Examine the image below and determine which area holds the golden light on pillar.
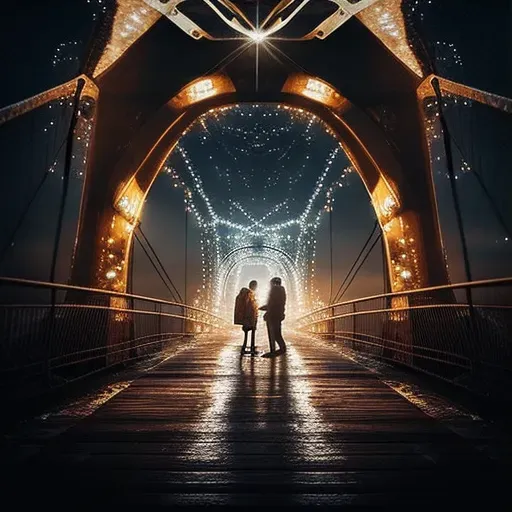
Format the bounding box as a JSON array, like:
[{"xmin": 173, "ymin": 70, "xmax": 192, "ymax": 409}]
[
  {"xmin": 97, "ymin": 213, "xmax": 134, "ymax": 292},
  {"xmin": 303, "ymin": 79, "xmax": 335, "ymax": 102},
  {"xmin": 95, "ymin": 179, "xmax": 144, "ymax": 292},
  {"xmin": 382, "ymin": 214, "xmax": 423, "ymax": 292},
  {"xmin": 390, "ymin": 295, "xmax": 409, "ymax": 322},
  {"xmin": 106, "ymin": 269, "xmax": 117, "ymax": 280},
  {"xmin": 370, "ymin": 178, "xmax": 425, "ymax": 292},
  {"xmin": 371, "ymin": 176, "xmax": 400, "ymax": 222},
  {"xmin": 115, "ymin": 179, "xmax": 144, "ymax": 224},
  {"xmin": 170, "ymin": 75, "xmax": 236, "ymax": 109},
  {"xmin": 187, "ymin": 79, "xmax": 215, "ymax": 102},
  {"xmin": 282, "ymin": 74, "xmax": 346, "ymax": 110},
  {"xmin": 110, "ymin": 296, "xmax": 130, "ymax": 323}
]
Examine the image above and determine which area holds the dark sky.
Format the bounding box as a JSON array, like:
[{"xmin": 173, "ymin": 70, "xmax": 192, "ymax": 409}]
[{"xmin": 0, "ymin": 0, "xmax": 510, "ymax": 306}]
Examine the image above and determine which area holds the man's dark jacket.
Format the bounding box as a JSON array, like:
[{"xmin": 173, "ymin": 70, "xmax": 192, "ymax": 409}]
[{"xmin": 261, "ymin": 285, "xmax": 286, "ymax": 322}]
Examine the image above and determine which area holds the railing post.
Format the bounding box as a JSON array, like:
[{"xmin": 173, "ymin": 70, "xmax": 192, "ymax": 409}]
[
  {"xmin": 128, "ymin": 296, "xmax": 136, "ymax": 359},
  {"xmin": 158, "ymin": 303, "xmax": 162, "ymax": 337},
  {"xmin": 329, "ymin": 306, "xmax": 335, "ymax": 340},
  {"xmin": 45, "ymin": 293, "xmax": 56, "ymax": 385},
  {"xmin": 465, "ymin": 285, "xmax": 481, "ymax": 377},
  {"xmin": 352, "ymin": 302, "xmax": 356, "ymax": 349}
]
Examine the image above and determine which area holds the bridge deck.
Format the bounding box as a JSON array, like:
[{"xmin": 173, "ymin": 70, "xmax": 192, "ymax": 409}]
[{"xmin": 6, "ymin": 334, "xmax": 508, "ymax": 507}]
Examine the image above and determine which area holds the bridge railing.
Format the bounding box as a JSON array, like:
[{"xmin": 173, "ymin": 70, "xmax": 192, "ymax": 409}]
[
  {"xmin": 0, "ymin": 277, "xmax": 227, "ymax": 391},
  {"xmin": 297, "ymin": 277, "xmax": 512, "ymax": 397}
]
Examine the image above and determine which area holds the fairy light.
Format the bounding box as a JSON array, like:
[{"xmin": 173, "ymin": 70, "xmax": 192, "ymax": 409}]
[
  {"xmin": 423, "ymin": 96, "xmax": 474, "ymax": 180},
  {"xmin": 160, "ymin": 104, "xmax": 357, "ymax": 313},
  {"xmin": 93, "ymin": 0, "xmax": 161, "ymax": 77}
]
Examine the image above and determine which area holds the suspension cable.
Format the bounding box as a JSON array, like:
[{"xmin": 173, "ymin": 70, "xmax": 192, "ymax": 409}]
[
  {"xmin": 134, "ymin": 231, "xmax": 179, "ymax": 302},
  {"xmin": 49, "ymin": 80, "xmax": 85, "ymax": 285},
  {"xmin": 335, "ymin": 232, "xmax": 382, "ymax": 303},
  {"xmin": 329, "ymin": 207, "xmax": 333, "ymax": 304},
  {"xmin": 432, "ymin": 78, "xmax": 473, "ymax": 285},
  {"xmin": 0, "ymin": 130, "xmax": 70, "ymax": 263},
  {"xmin": 444, "ymin": 125, "xmax": 512, "ymax": 239},
  {"xmin": 137, "ymin": 225, "xmax": 184, "ymax": 303},
  {"xmin": 331, "ymin": 219, "xmax": 379, "ymax": 304}
]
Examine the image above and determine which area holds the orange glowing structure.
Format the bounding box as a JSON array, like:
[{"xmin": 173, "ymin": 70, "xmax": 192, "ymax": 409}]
[{"xmin": 1, "ymin": 0, "xmax": 509, "ymax": 303}]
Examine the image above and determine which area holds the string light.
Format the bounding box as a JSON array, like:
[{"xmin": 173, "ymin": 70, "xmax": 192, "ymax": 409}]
[{"xmin": 161, "ymin": 104, "xmax": 356, "ymax": 314}]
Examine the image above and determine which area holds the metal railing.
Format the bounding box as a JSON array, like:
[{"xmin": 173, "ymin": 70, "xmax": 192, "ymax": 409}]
[
  {"xmin": 0, "ymin": 277, "xmax": 227, "ymax": 391},
  {"xmin": 297, "ymin": 277, "xmax": 512, "ymax": 397}
]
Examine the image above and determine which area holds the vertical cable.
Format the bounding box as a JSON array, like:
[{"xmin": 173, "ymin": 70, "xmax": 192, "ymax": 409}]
[
  {"xmin": 431, "ymin": 78, "xmax": 478, "ymax": 373},
  {"xmin": 329, "ymin": 206, "xmax": 333, "ymax": 304},
  {"xmin": 128, "ymin": 233, "xmax": 135, "ymax": 350},
  {"xmin": 48, "ymin": 79, "xmax": 85, "ymax": 285},
  {"xmin": 46, "ymin": 78, "xmax": 85, "ymax": 383},
  {"xmin": 128, "ymin": 235, "xmax": 135, "ymax": 295},
  {"xmin": 184, "ymin": 207, "xmax": 189, "ymax": 306},
  {"xmin": 431, "ymin": 78, "xmax": 473, "ymax": 286},
  {"xmin": 381, "ymin": 233, "xmax": 389, "ymax": 294}
]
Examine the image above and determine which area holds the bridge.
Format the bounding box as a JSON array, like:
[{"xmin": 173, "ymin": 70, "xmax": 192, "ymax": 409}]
[{"xmin": 1, "ymin": 0, "xmax": 511, "ymax": 508}]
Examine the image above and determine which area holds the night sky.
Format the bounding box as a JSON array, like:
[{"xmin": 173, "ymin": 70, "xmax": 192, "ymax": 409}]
[{"xmin": 0, "ymin": 0, "xmax": 510, "ymax": 307}]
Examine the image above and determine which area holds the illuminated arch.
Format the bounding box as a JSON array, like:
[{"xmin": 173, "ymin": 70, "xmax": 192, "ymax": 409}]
[
  {"xmin": 2, "ymin": 3, "xmax": 509, "ymax": 308},
  {"xmin": 219, "ymin": 245, "xmax": 298, "ymax": 271},
  {"xmin": 218, "ymin": 253, "xmax": 301, "ymax": 319},
  {"xmin": 71, "ymin": 71, "xmax": 442, "ymax": 299},
  {"xmin": 215, "ymin": 245, "xmax": 302, "ymax": 312}
]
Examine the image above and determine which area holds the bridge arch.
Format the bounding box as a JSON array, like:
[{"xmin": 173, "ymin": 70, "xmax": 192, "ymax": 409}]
[
  {"xmin": 218, "ymin": 253, "xmax": 300, "ymax": 318},
  {"xmin": 215, "ymin": 245, "xmax": 301, "ymax": 314},
  {"xmin": 218, "ymin": 245, "xmax": 298, "ymax": 272},
  {"xmin": 71, "ymin": 71, "xmax": 449, "ymax": 301}
]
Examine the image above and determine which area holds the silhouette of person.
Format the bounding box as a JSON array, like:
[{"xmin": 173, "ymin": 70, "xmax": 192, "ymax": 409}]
[
  {"xmin": 259, "ymin": 277, "xmax": 287, "ymax": 356},
  {"xmin": 234, "ymin": 280, "xmax": 259, "ymax": 355}
]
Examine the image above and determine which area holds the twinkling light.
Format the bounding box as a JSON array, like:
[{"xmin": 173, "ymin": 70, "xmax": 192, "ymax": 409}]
[
  {"xmin": 52, "ymin": 0, "xmax": 109, "ymax": 69},
  {"xmin": 160, "ymin": 104, "xmax": 356, "ymax": 314},
  {"xmin": 93, "ymin": 0, "xmax": 161, "ymax": 77},
  {"xmin": 358, "ymin": 0, "xmax": 465, "ymax": 78},
  {"xmin": 404, "ymin": 0, "xmax": 464, "ymax": 75},
  {"xmin": 357, "ymin": 0, "xmax": 423, "ymax": 77},
  {"xmin": 423, "ymin": 96, "xmax": 475, "ymax": 179}
]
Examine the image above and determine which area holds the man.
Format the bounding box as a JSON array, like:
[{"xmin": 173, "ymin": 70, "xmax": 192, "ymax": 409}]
[
  {"xmin": 259, "ymin": 277, "xmax": 287, "ymax": 356},
  {"xmin": 234, "ymin": 280, "xmax": 259, "ymax": 355}
]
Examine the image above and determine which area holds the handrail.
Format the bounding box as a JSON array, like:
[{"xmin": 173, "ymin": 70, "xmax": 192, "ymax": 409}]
[
  {"xmin": 0, "ymin": 276, "xmax": 226, "ymax": 323},
  {"xmin": 298, "ymin": 276, "xmax": 512, "ymax": 321},
  {"xmin": 302, "ymin": 302, "xmax": 512, "ymax": 327}
]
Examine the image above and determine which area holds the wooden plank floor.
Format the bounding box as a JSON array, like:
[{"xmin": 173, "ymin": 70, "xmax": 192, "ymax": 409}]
[{"xmin": 6, "ymin": 334, "xmax": 508, "ymax": 508}]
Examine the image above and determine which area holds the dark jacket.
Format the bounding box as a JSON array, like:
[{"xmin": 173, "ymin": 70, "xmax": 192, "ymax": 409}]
[
  {"xmin": 234, "ymin": 288, "xmax": 258, "ymax": 328},
  {"xmin": 260, "ymin": 285, "xmax": 286, "ymax": 322}
]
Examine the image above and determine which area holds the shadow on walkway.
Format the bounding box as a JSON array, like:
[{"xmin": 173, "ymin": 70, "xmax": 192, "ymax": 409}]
[{"xmin": 3, "ymin": 335, "xmax": 510, "ymax": 508}]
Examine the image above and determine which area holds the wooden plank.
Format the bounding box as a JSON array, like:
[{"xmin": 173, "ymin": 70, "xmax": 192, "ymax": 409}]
[{"xmin": 4, "ymin": 334, "xmax": 508, "ymax": 507}]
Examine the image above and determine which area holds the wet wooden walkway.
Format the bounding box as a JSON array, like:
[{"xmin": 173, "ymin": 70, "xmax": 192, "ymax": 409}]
[{"xmin": 6, "ymin": 334, "xmax": 509, "ymax": 507}]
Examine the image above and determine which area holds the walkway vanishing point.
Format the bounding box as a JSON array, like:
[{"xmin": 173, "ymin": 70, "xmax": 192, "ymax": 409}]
[{"xmin": 4, "ymin": 333, "xmax": 510, "ymax": 509}]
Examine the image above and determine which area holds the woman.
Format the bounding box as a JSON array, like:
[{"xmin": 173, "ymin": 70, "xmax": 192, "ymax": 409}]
[{"xmin": 234, "ymin": 280, "xmax": 259, "ymax": 355}]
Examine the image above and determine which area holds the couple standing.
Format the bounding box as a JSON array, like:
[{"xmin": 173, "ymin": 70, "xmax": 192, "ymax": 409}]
[{"xmin": 234, "ymin": 277, "xmax": 287, "ymax": 357}]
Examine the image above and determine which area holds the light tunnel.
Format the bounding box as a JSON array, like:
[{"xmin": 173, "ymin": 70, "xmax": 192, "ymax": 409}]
[
  {"xmin": 76, "ymin": 74, "xmax": 448, "ymax": 303},
  {"xmin": 214, "ymin": 245, "xmax": 302, "ymax": 319},
  {"xmin": 3, "ymin": 0, "xmax": 508, "ymax": 314}
]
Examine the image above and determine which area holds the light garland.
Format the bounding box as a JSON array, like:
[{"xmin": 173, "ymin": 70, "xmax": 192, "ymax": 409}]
[{"xmin": 160, "ymin": 104, "xmax": 356, "ymax": 313}]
